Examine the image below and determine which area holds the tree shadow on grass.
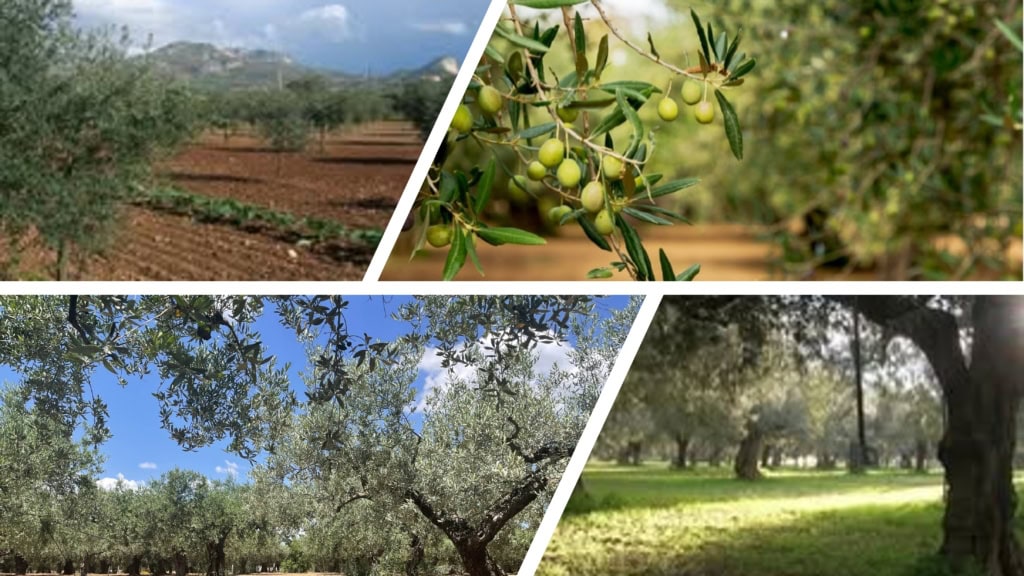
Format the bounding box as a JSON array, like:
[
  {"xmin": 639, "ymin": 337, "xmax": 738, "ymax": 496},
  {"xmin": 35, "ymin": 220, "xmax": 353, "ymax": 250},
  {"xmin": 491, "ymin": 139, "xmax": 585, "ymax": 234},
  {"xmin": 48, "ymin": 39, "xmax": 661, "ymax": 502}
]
[
  {"xmin": 547, "ymin": 499, "xmax": 946, "ymax": 576},
  {"xmin": 563, "ymin": 466, "xmax": 944, "ymax": 515},
  {"xmin": 547, "ymin": 478, "xmax": 1024, "ymax": 576}
]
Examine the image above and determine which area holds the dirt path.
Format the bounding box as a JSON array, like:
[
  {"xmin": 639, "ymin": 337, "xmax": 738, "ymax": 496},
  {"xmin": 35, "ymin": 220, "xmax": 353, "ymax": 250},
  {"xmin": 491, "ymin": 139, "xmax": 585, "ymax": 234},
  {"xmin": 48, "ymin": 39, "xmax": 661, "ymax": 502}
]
[
  {"xmin": 382, "ymin": 223, "xmax": 1022, "ymax": 281},
  {"xmin": 382, "ymin": 224, "xmax": 853, "ymax": 281}
]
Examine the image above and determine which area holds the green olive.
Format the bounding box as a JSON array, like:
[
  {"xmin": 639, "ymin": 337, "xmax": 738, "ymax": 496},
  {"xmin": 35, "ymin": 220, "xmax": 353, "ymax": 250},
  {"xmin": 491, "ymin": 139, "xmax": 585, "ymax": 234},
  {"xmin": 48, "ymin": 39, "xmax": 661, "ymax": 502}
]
[
  {"xmin": 527, "ymin": 161, "xmax": 547, "ymax": 181},
  {"xmin": 594, "ymin": 210, "xmax": 615, "ymax": 235},
  {"xmin": 478, "ymin": 85, "xmax": 503, "ymax": 115},
  {"xmin": 556, "ymin": 106, "xmax": 579, "ymax": 123},
  {"xmin": 451, "ymin": 104, "xmax": 473, "ymax": 133},
  {"xmin": 681, "ymin": 80, "xmax": 702, "ymax": 106},
  {"xmin": 695, "ymin": 101, "xmax": 715, "ymax": 124},
  {"xmin": 556, "ymin": 159, "xmax": 582, "ymax": 189},
  {"xmin": 548, "ymin": 205, "xmax": 573, "ymax": 226},
  {"xmin": 538, "ymin": 138, "xmax": 566, "ymax": 168},
  {"xmin": 602, "ymin": 156, "xmax": 623, "ymax": 181},
  {"xmin": 658, "ymin": 98, "xmax": 679, "ymax": 122},
  {"xmin": 581, "ymin": 181, "xmax": 605, "ymax": 213},
  {"xmin": 507, "ymin": 176, "xmax": 532, "ymax": 205},
  {"xmin": 426, "ymin": 225, "xmax": 452, "ymax": 248}
]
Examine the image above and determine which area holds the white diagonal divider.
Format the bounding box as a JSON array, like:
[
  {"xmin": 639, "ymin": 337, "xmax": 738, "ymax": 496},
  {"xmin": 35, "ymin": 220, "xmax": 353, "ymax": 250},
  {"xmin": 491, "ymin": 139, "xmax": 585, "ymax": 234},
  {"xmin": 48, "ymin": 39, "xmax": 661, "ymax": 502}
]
[
  {"xmin": 363, "ymin": 0, "xmax": 508, "ymax": 281},
  {"xmin": 514, "ymin": 294, "xmax": 664, "ymax": 576}
]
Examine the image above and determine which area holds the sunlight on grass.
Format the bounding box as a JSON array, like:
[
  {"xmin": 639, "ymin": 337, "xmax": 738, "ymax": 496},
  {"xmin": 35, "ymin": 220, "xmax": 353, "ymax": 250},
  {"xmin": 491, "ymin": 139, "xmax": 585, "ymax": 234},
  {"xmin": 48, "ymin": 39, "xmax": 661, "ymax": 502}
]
[{"xmin": 538, "ymin": 465, "xmax": 1021, "ymax": 576}]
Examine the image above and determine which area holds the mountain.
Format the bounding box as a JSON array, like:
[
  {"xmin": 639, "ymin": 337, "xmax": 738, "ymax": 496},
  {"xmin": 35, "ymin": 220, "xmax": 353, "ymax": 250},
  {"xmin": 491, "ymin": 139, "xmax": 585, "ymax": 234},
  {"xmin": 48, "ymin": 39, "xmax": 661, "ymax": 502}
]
[{"xmin": 141, "ymin": 42, "xmax": 457, "ymax": 90}]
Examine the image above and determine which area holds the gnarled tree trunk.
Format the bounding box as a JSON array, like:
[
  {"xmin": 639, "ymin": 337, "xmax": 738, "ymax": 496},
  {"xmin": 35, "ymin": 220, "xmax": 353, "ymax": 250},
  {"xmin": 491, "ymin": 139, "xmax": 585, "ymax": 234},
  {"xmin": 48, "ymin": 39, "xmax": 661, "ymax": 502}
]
[
  {"xmin": 735, "ymin": 422, "xmax": 764, "ymax": 480},
  {"xmin": 938, "ymin": 296, "xmax": 1023, "ymax": 575},
  {"xmin": 850, "ymin": 295, "xmax": 1024, "ymax": 576}
]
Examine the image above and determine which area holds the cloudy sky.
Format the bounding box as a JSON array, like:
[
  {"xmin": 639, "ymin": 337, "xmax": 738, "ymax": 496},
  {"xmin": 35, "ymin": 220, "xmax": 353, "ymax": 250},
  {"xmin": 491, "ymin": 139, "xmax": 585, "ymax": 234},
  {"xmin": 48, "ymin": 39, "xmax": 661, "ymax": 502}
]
[{"xmin": 71, "ymin": 0, "xmax": 490, "ymax": 74}]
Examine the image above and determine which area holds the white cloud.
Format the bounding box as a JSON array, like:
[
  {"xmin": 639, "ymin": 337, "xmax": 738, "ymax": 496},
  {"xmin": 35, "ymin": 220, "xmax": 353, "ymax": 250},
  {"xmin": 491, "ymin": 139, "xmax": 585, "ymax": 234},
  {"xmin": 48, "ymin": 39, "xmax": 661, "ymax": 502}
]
[
  {"xmin": 97, "ymin": 473, "xmax": 141, "ymax": 491},
  {"xmin": 411, "ymin": 20, "xmax": 468, "ymax": 36},
  {"xmin": 296, "ymin": 4, "xmax": 353, "ymax": 42},
  {"xmin": 138, "ymin": 462, "xmax": 157, "ymax": 470},
  {"xmin": 215, "ymin": 460, "xmax": 239, "ymax": 478},
  {"xmin": 413, "ymin": 336, "xmax": 574, "ymax": 411}
]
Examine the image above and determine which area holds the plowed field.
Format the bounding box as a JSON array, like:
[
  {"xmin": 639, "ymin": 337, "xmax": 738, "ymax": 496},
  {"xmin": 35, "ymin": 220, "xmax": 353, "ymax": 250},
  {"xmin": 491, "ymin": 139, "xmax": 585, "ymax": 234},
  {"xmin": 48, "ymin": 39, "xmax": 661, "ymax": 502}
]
[{"xmin": 3, "ymin": 122, "xmax": 418, "ymax": 281}]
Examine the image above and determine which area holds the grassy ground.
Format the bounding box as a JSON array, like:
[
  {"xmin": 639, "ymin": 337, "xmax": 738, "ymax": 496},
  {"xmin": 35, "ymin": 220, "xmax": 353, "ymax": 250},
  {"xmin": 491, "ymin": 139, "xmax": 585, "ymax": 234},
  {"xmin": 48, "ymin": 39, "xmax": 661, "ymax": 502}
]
[{"xmin": 538, "ymin": 462, "xmax": 1024, "ymax": 576}]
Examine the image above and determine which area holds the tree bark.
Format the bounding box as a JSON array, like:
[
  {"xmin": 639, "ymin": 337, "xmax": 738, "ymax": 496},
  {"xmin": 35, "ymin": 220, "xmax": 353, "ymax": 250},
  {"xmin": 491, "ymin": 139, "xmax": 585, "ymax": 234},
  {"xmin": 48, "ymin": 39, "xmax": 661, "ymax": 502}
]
[
  {"xmin": 63, "ymin": 560, "xmax": 75, "ymax": 575},
  {"xmin": 848, "ymin": 296, "xmax": 1024, "ymax": 575},
  {"xmin": 937, "ymin": 296, "xmax": 1023, "ymax": 575},
  {"xmin": 735, "ymin": 423, "xmax": 764, "ymax": 480},
  {"xmin": 671, "ymin": 434, "xmax": 691, "ymax": 469},
  {"xmin": 14, "ymin": 554, "xmax": 28, "ymax": 576},
  {"xmin": 770, "ymin": 446, "xmax": 783, "ymax": 468}
]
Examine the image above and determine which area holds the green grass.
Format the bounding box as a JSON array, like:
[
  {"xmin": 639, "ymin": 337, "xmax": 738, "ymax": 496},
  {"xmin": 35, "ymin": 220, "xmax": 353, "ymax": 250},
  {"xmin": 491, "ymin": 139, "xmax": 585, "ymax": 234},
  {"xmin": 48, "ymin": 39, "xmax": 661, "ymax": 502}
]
[{"xmin": 539, "ymin": 462, "xmax": 1024, "ymax": 576}]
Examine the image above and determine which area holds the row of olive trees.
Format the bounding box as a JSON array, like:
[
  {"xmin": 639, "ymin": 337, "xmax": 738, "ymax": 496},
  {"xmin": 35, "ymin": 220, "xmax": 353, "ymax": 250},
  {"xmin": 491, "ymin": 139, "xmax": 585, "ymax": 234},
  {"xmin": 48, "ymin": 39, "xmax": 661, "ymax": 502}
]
[
  {"xmin": 198, "ymin": 77, "xmax": 444, "ymax": 150},
  {"xmin": 195, "ymin": 77, "xmax": 442, "ymax": 175},
  {"xmin": 599, "ymin": 331, "xmax": 943, "ymax": 476}
]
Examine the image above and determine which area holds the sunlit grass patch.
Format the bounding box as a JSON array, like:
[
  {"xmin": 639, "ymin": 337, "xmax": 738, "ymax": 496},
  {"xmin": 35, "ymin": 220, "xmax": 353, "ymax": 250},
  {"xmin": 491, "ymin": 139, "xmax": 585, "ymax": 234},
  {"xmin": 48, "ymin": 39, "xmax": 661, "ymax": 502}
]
[{"xmin": 541, "ymin": 464, "xmax": 1024, "ymax": 576}]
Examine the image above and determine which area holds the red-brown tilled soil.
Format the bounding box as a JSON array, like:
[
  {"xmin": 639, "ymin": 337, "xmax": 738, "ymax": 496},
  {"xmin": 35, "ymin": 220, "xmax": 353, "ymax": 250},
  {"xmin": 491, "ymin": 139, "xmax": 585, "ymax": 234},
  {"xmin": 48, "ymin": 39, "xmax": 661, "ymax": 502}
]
[{"xmin": 2, "ymin": 122, "xmax": 421, "ymax": 281}]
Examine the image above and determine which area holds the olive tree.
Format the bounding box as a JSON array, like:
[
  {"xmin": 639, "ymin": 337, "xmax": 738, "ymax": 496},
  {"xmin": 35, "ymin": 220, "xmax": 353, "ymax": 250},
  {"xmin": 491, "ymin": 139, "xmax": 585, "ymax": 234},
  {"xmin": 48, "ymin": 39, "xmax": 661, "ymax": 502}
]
[
  {"xmin": 259, "ymin": 296, "xmax": 639, "ymax": 576},
  {"xmin": 0, "ymin": 384, "xmax": 101, "ymax": 574},
  {"xmin": 253, "ymin": 91, "xmax": 310, "ymax": 175},
  {"xmin": 0, "ymin": 0, "xmax": 198, "ymax": 280}
]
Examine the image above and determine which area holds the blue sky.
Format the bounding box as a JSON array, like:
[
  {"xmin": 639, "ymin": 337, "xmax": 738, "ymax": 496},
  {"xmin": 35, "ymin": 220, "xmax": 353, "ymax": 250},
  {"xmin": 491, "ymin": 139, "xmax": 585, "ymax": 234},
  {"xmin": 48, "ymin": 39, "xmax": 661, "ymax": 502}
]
[
  {"xmin": 71, "ymin": 0, "xmax": 490, "ymax": 74},
  {"xmin": 0, "ymin": 296, "xmax": 630, "ymax": 489}
]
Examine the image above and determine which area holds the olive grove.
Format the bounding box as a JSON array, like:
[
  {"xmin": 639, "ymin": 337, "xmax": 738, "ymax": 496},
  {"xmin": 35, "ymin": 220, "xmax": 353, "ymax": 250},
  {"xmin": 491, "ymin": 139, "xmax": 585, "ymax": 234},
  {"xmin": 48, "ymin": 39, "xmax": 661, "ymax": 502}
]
[
  {"xmin": 595, "ymin": 295, "xmax": 1023, "ymax": 575},
  {"xmin": 0, "ymin": 295, "xmax": 638, "ymax": 576}
]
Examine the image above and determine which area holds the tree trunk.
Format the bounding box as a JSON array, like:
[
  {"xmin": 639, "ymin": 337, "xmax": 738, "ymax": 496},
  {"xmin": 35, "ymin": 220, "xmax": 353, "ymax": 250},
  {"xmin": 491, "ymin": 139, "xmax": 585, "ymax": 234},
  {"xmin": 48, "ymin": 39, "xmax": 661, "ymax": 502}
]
[
  {"xmin": 850, "ymin": 298, "xmax": 867, "ymax": 474},
  {"xmin": 127, "ymin": 556, "xmax": 142, "ymax": 576},
  {"xmin": 404, "ymin": 533, "xmax": 424, "ymax": 576},
  {"xmin": 63, "ymin": 560, "xmax": 76, "ymax": 575},
  {"xmin": 915, "ymin": 439, "xmax": 929, "ymax": 473},
  {"xmin": 760, "ymin": 443, "xmax": 772, "ymax": 468},
  {"xmin": 671, "ymin": 434, "xmax": 691, "ymax": 469},
  {"xmin": 938, "ymin": 296, "xmax": 1024, "ymax": 575},
  {"xmin": 453, "ymin": 542, "xmax": 503, "ymax": 576},
  {"xmin": 14, "ymin": 555, "xmax": 28, "ymax": 576},
  {"xmin": 174, "ymin": 553, "xmax": 188, "ymax": 576},
  {"xmin": 735, "ymin": 423, "xmax": 764, "ymax": 480},
  {"xmin": 771, "ymin": 446, "xmax": 783, "ymax": 468},
  {"xmin": 848, "ymin": 295, "xmax": 1024, "ymax": 575}
]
